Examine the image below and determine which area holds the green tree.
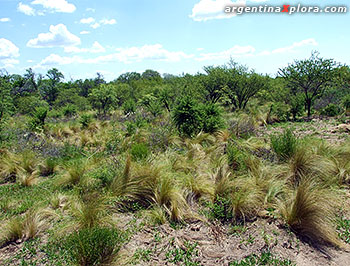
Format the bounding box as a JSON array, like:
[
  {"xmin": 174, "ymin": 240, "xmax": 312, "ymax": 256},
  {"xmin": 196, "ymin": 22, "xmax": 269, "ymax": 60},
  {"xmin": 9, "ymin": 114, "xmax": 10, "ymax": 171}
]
[
  {"xmin": 225, "ymin": 62, "xmax": 268, "ymax": 110},
  {"xmin": 89, "ymin": 84, "xmax": 117, "ymax": 115},
  {"xmin": 40, "ymin": 68, "xmax": 64, "ymax": 104},
  {"xmin": 201, "ymin": 66, "xmax": 228, "ymax": 103},
  {"xmin": 279, "ymin": 51, "xmax": 338, "ymax": 117},
  {"xmin": 0, "ymin": 74, "xmax": 14, "ymax": 122}
]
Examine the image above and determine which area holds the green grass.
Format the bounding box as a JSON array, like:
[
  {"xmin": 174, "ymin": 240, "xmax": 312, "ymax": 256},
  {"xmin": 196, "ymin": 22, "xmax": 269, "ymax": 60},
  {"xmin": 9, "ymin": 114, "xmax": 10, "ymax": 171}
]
[
  {"xmin": 337, "ymin": 217, "xmax": 350, "ymax": 244},
  {"xmin": 229, "ymin": 251, "xmax": 295, "ymax": 266}
]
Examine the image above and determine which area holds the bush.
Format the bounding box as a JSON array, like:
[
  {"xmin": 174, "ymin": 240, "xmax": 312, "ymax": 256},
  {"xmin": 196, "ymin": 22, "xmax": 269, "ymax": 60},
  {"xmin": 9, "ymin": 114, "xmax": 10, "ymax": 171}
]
[
  {"xmin": 271, "ymin": 102, "xmax": 290, "ymax": 122},
  {"xmin": 270, "ymin": 129, "xmax": 297, "ymax": 161},
  {"xmin": 130, "ymin": 143, "xmax": 150, "ymax": 161},
  {"xmin": 123, "ymin": 99, "xmax": 136, "ymax": 115},
  {"xmin": 62, "ymin": 104, "xmax": 77, "ymax": 117},
  {"xmin": 200, "ymin": 103, "xmax": 224, "ymax": 133},
  {"xmin": 172, "ymin": 96, "xmax": 203, "ymax": 137},
  {"xmin": 342, "ymin": 95, "xmax": 350, "ymax": 110},
  {"xmin": 226, "ymin": 141, "xmax": 246, "ymax": 171},
  {"xmin": 79, "ymin": 114, "xmax": 92, "ymax": 129},
  {"xmin": 209, "ymin": 195, "xmax": 233, "ymax": 222},
  {"xmin": 320, "ymin": 103, "xmax": 341, "ymax": 117},
  {"xmin": 172, "ymin": 96, "xmax": 224, "ymax": 137},
  {"xmin": 62, "ymin": 227, "xmax": 124, "ymax": 266},
  {"xmin": 28, "ymin": 107, "xmax": 48, "ymax": 131}
]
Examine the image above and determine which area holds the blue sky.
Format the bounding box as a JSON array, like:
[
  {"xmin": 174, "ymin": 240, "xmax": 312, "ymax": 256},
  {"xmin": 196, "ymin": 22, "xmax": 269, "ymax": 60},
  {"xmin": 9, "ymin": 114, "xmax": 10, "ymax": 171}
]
[{"xmin": 0, "ymin": 0, "xmax": 349, "ymax": 81}]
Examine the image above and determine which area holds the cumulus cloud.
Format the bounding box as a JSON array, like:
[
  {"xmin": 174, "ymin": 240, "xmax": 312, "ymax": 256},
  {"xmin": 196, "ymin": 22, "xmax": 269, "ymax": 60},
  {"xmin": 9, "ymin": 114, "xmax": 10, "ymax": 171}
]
[
  {"xmin": 64, "ymin": 41, "xmax": 106, "ymax": 53},
  {"xmin": 80, "ymin": 31, "xmax": 90, "ymax": 35},
  {"xmin": 17, "ymin": 2, "xmax": 36, "ymax": 16},
  {"xmin": 27, "ymin": 24, "xmax": 81, "ymax": 48},
  {"xmin": 260, "ymin": 38, "xmax": 318, "ymax": 55},
  {"xmin": 100, "ymin": 19, "xmax": 117, "ymax": 25},
  {"xmin": 80, "ymin": 17, "xmax": 117, "ymax": 29},
  {"xmin": 80, "ymin": 17, "xmax": 95, "ymax": 24},
  {"xmin": 190, "ymin": 0, "xmax": 246, "ymax": 21},
  {"xmin": 0, "ymin": 18, "xmax": 10, "ymax": 22},
  {"xmin": 195, "ymin": 38, "xmax": 318, "ymax": 62},
  {"xmin": 196, "ymin": 45, "xmax": 255, "ymax": 61},
  {"xmin": 0, "ymin": 38, "xmax": 20, "ymax": 67},
  {"xmin": 31, "ymin": 0, "xmax": 76, "ymax": 13},
  {"xmin": 34, "ymin": 44, "xmax": 193, "ymax": 68}
]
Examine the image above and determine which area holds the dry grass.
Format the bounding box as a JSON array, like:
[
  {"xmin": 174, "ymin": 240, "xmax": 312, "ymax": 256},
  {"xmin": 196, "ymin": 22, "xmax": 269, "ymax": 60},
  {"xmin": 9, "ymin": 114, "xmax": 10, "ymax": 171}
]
[{"xmin": 280, "ymin": 178, "xmax": 341, "ymax": 247}]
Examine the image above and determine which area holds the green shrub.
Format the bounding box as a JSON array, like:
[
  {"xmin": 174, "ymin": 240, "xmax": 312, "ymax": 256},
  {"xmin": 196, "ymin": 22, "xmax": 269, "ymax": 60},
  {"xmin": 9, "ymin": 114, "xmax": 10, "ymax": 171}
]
[
  {"xmin": 28, "ymin": 107, "xmax": 48, "ymax": 131},
  {"xmin": 62, "ymin": 227, "xmax": 124, "ymax": 266},
  {"xmin": 130, "ymin": 143, "xmax": 150, "ymax": 161},
  {"xmin": 172, "ymin": 96, "xmax": 223, "ymax": 137},
  {"xmin": 209, "ymin": 195, "xmax": 233, "ymax": 222},
  {"xmin": 62, "ymin": 104, "xmax": 77, "ymax": 117},
  {"xmin": 271, "ymin": 102, "xmax": 290, "ymax": 122},
  {"xmin": 172, "ymin": 96, "xmax": 203, "ymax": 137},
  {"xmin": 123, "ymin": 99, "xmax": 136, "ymax": 115},
  {"xmin": 200, "ymin": 103, "xmax": 224, "ymax": 133},
  {"xmin": 226, "ymin": 141, "xmax": 246, "ymax": 171},
  {"xmin": 342, "ymin": 95, "xmax": 350, "ymax": 110},
  {"xmin": 270, "ymin": 129, "xmax": 297, "ymax": 161},
  {"xmin": 16, "ymin": 96, "xmax": 49, "ymax": 115},
  {"xmin": 290, "ymin": 94, "xmax": 304, "ymax": 120},
  {"xmin": 320, "ymin": 103, "xmax": 341, "ymax": 117},
  {"xmin": 79, "ymin": 114, "xmax": 92, "ymax": 129}
]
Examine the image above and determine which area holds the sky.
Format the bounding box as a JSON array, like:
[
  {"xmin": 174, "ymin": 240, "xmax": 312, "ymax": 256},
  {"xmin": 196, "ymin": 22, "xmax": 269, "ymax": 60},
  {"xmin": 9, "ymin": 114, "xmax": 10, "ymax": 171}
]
[{"xmin": 0, "ymin": 0, "xmax": 349, "ymax": 81}]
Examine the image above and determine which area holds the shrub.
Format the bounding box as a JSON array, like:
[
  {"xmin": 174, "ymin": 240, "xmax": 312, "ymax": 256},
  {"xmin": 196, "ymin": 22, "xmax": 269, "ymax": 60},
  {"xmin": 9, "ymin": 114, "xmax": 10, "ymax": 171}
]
[
  {"xmin": 343, "ymin": 95, "xmax": 350, "ymax": 110},
  {"xmin": 79, "ymin": 114, "xmax": 92, "ymax": 129},
  {"xmin": 200, "ymin": 103, "xmax": 224, "ymax": 133},
  {"xmin": 173, "ymin": 96, "xmax": 224, "ymax": 137},
  {"xmin": 62, "ymin": 104, "xmax": 77, "ymax": 117},
  {"xmin": 209, "ymin": 195, "xmax": 233, "ymax": 222},
  {"xmin": 123, "ymin": 99, "xmax": 136, "ymax": 115},
  {"xmin": 271, "ymin": 129, "xmax": 297, "ymax": 161},
  {"xmin": 320, "ymin": 103, "xmax": 341, "ymax": 117},
  {"xmin": 226, "ymin": 141, "xmax": 246, "ymax": 171},
  {"xmin": 172, "ymin": 96, "xmax": 203, "ymax": 137},
  {"xmin": 130, "ymin": 143, "xmax": 150, "ymax": 161},
  {"xmin": 62, "ymin": 227, "xmax": 124, "ymax": 266},
  {"xmin": 271, "ymin": 102, "xmax": 290, "ymax": 122},
  {"xmin": 28, "ymin": 107, "xmax": 48, "ymax": 131}
]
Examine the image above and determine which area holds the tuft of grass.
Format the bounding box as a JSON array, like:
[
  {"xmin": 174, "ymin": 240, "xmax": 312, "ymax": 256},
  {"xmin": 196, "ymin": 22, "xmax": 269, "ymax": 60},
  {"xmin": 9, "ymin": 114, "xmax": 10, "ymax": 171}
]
[
  {"xmin": 0, "ymin": 217, "xmax": 24, "ymax": 246},
  {"xmin": 39, "ymin": 157, "xmax": 58, "ymax": 177},
  {"xmin": 280, "ymin": 179, "xmax": 341, "ymax": 247},
  {"xmin": 62, "ymin": 226, "xmax": 124, "ymax": 266},
  {"xmin": 271, "ymin": 129, "xmax": 297, "ymax": 162}
]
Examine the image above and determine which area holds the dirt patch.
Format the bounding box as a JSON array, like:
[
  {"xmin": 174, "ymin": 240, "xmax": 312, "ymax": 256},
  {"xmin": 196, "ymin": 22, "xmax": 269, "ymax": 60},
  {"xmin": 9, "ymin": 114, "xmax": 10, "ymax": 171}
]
[{"xmin": 118, "ymin": 218, "xmax": 350, "ymax": 265}]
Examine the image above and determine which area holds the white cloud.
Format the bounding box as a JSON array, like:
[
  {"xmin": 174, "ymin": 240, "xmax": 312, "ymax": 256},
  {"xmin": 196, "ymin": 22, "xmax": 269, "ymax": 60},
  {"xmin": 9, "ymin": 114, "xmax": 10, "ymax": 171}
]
[
  {"xmin": 80, "ymin": 17, "xmax": 116, "ymax": 29},
  {"xmin": 34, "ymin": 44, "xmax": 193, "ymax": 68},
  {"xmin": 100, "ymin": 19, "xmax": 117, "ymax": 25},
  {"xmin": 0, "ymin": 18, "xmax": 10, "ymax": 22},
  {"xmin": 260, "ymin": 38, "xmax": 318, "ymax": 55},
  {"xmin": 64, "ymin": 41, "xmax": 106, "ymax": 53},
  {"xmin": 80, "ymin": 31, "xmax": 90, "ymax": 35},
  {"xmin": 90, "ymin": 23, "xmax": 101, "ymax": 29},
  {"xmin": 0, "ymin": 38, "xmax": 20, "ymax": 60},
  {"xmin": 0, "ymin": 38, "xmax": 20, "ymax": 67},
  {"xmin": 31, "ymin": 0, "xmax": 76, "ymax": 13},
  {"xmin": 27, "ymin": 24, "xmax": 81, "ymax": 48},
  {"xmin": 17, "ymin": 2, "xmax": 36, "ymax": 16},
  {"xmin": 80, "ymin": 17, "xmax": 95, "ymax": 24},
  {"xmin": 190, "ymin": 0, "xmax": 245, "ymax": 21},
  {"xmin": 197, "ymin": 45, "xmax": 255, "ymax": 61}
]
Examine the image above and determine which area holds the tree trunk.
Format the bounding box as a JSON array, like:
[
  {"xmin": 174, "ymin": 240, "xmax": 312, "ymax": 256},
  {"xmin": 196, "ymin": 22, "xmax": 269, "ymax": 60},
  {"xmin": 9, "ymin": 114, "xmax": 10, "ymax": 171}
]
[{"xmin": 306, "ymin": 99, "xmax": 312, "ymax": 117}]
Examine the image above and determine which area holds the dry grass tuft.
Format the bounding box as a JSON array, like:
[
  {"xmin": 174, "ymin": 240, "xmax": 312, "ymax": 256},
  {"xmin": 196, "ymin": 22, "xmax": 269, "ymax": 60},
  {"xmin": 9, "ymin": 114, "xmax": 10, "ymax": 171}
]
[{"xmin": 280, "ymin": 178, "xmax": 341, "ymax": 247}]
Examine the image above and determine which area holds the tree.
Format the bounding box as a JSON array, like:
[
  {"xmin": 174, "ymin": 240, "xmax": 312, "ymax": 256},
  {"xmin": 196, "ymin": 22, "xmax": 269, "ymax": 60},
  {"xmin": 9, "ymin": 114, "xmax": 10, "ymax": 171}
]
[
  {"xmin": 89, "ymin": 84, "xmax": 117, "ymax": 115},
  {"xmin": 279, "ymin": 51, "xmax": 338, "ymax": 117},
  {"xmin": 40, "ymin": 68, "xmax": 64, "ymax": 104},
  {"xmin": 24, "ymin": 68, "xmax": 39, "ymax": 93},
  {"xmin": 0, "ymin": 74, "xmax": 13, "ymax": 122},
  {"xmin": 117, "ymin": 72, "xmax": 141, "ymax": 84},
  {"xmin": 201, "ymin": 66, "xmax": 228, "ymax": 103},
  {"xmin": 225, "ymin": 61, "xmax": 268, "ymax": 110}
]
